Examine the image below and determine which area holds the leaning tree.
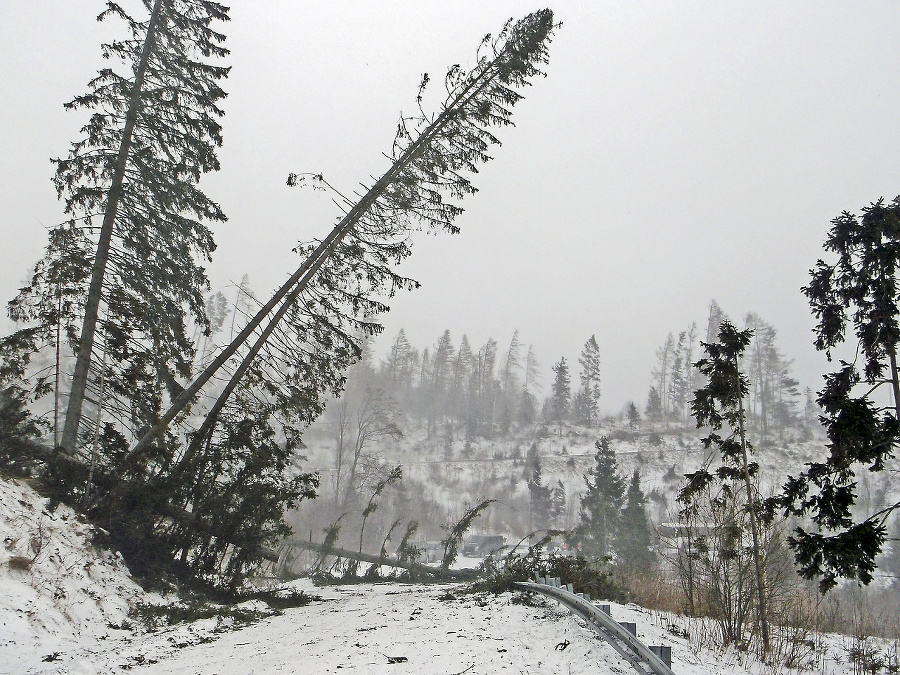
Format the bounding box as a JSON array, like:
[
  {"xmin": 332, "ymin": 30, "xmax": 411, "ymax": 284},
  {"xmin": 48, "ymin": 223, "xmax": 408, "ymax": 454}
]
[{"xmin": 2, "ymin": 9, "xmax": 559, "ymax": 589}]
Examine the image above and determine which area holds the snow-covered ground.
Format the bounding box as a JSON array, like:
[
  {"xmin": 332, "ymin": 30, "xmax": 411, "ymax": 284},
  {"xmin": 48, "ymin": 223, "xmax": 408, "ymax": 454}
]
[{"xmin": 1, "ymin": 476, "xmax": 895, "ymax": 675}]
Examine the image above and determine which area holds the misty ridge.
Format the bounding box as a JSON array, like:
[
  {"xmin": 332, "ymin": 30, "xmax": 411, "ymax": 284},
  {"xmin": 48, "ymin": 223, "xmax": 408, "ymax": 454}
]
[{"xmin": 2, "ymin": 2, "xmax": 900, "ymax": 672}]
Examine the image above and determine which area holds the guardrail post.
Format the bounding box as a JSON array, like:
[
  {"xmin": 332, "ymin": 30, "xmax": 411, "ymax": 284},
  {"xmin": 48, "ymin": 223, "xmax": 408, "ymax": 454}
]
[
  {"xmin": 566, "ymin": 583, "xmax": 574, "ymax": 593},
  {"xmin": 650, "ymin": 646, "xmax": 672, "ymax": 668},
  {"xmin": 597, "ymin": 603, "xmax": 611, "ymax": 616},
  {"xmin": 621, "ymin": 622, "xmax": 636, "ymax": 636}
]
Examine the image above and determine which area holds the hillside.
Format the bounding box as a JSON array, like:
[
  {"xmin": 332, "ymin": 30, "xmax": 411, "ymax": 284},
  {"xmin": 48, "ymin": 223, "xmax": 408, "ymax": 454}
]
[
  {"xmin": 291, "ymin": 418, "xmax": 851, "ymax": 551},
  {"xmin": 2, "ymin": 472, "xmax": 899, "ymax": 674}
]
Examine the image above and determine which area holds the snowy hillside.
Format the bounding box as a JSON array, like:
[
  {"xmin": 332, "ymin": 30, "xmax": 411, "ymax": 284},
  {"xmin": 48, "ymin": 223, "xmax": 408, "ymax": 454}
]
[
  {"xmin": 3, "ymin": 476, "xmax": 898, "ymax": 675},
  {"xmin": 294, "ymin": 420, "xmax": 848, "ymax": 545},
  {"xmin": 0, "ymin": 477, "xmax": 145, "ymax": 673}
]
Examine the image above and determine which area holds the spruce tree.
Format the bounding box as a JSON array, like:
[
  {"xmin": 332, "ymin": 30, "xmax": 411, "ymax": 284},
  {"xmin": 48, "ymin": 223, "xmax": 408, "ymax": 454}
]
[
  {"xmin": 680, "ymin": 320, "xmax": 770, "ymax": 654},
  {"xmin": 644, "ymin": 386, "xmax": 662, "ymax": 423},
  {"xmin": 49, "ymin": 0, "xmax": 231, "ymax": 453},
  {"xmin": 575, "ymin": 436, "xmax": 625, "ymax": 559},
  {"xmin": 498, "ymin": 330, "xmax": 522, "ymax": 435},
  {"xmin": 615, "ymin": 469, "xmax": 655, "ymax": 569},
  {"xmin": 549, "ymin": 357, "xmax": 571, "ymax": 435},
  {"xmin": 577, "ymin": 335, "xmax": 601, "ymax": 426},
  {"xmin": 527, "ymin": 450, "xmax": 552, "ymax": 532},
  {"xmin": 626, "ymin": 402, "xmax": 641, "ymax": 430},
  {"xmin": 549, "ymin": 479, "xmax": 567, "ymax": 528},
  {"xmin": 520, "ymin": 344, "xmax": 542, "ymax": 426}
]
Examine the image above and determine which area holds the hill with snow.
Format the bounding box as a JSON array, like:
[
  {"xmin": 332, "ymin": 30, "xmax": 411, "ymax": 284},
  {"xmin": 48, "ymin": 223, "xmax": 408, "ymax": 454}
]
[{"xmin": 3, "ymin": 474, "xmax": 898, "ymax": 674}]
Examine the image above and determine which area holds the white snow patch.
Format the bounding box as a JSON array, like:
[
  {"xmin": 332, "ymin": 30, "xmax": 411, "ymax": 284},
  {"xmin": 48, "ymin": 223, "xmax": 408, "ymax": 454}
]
[{"xmin": 0, "ymin": 477, "xmax": 147, "ymax": 674}]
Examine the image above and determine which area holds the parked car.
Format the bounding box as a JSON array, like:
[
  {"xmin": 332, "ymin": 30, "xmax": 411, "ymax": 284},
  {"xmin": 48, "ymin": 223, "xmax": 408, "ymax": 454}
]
[{"xmin": 462, "ymin": 534, "xmax": 505, "ymax": 558}]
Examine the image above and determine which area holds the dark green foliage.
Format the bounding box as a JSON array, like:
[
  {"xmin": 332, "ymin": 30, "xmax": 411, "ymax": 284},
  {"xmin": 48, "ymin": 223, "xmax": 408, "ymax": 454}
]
[
  {"xmin": 395, "ymin": 521, "xmax": 421, "ymax": 565},
  {"xmin": 626, "ymin": 402, "xmax": 641, "ymax": 430},
  {"xmin": 576, "ymin": 335, "xmax": 601, "ymax": 427},
  {"xmin": 354, "ymin": 465, "xmax": 403, "ymax": 573},
  {"xmin": 679, "ymin": 321, "xmax": 756, "ymax": 508},
  {"xmin": 615, "ymin": 469, "xmax": 656, "ymax": 570},
  {"xmin": 574, "ymin": 436, "xmax": 625, "ymax": 559},
  {"xmin": 776, "ymin": 197, "xmax": 900, "ymax": 592},
  {"xmin": 549, "ymin": 479, "xmax": 567, "ymax": 528},
  {"xmin": 132, "ymin": 586, "xmax": 316, "ymax": 631},
  {"xmin": 0, "ymin": 386, "xmax": 48, "ymax": 472},
  {"xmin": 54, "ymin": 0, "xmax": 229, "ymax": 447},
  {"xmin": 679, "ymin": 320, "xmax": 771, "ymax": 653},
  {"xmin": 3, "ymin": 224, "xmax": 93, "ymax": 397},
  {"xmin": 526, "ymin": 443, "xmax": 551, "ymax": 531},
  {"xmin": 645, "ymin": 386, "xmax": 663, "ymax": 423}
]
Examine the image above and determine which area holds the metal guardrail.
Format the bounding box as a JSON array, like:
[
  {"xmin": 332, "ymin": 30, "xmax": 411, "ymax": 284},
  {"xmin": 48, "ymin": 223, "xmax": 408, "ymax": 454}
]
[{"xmin": 513, "ymin": 578, "xmax": 674, "ymax": 675}]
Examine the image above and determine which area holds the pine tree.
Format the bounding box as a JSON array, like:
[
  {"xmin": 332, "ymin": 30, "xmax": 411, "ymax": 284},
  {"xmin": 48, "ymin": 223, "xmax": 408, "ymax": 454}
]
[
  {"xmin": 644, "ymin": 386, "xmax": 662, "ymax": 423},
  {"xmin": 468, "ymin": 338, "xmax": 498, "ymax": 437},
  {"xmin": 549, "ymin": 479, "xmax": 567, "ymax": 528},
  {"xmin": 549, "ymin": 357, "xmax": 571, "ymax": 435},
  {"xmin": 669, "ymin": 331, "xmax": 690, "ymax": 424},
  {"xmin": 520, "ymin": 344, "xmax": 542, "ymax": 426},
  {"xmin": 46, "ymin": 0, "xmax": 231, "ymax": 453},
  {"xmin": 652, "ymin": 333, "xmax": 675, "ymax": 422},
  {"xmin": 680, "ymin": 320, "xmax": 770, "ymax": 653},
  {"xmin": 526, "ymin": 445, "xmax": 552, "ymax": 532},
  {"xmin": 577, "ymin": 335, "xmax": 601, "ymax": 427},
  {"xmin": 615, "ymin": 469, "xmax": 655, "ymax": 569},
  {"xmin": 575, "ymin": 436, "xmax": 625, "ymax": 559},
  {"xmin": 427, "ymin": 329, "xmax": 455, "ymax": 435},
  {"xmin": 626, "ymin": 402, "xmax": 641, "ymax": 430},
  {"xmin": 381, "ymin": 329, "xmax": 413, "ymax": 388},
  {"xmin": 706, "ymin": 299, "xmax": 727, "ymax": 344},
  {"xmin": 451, "ymin": 335, "xmax": 473, "ymax": 431},
  {"xmin": 497, "ymin": 330, "xmax": 522, "ymax": 435}
]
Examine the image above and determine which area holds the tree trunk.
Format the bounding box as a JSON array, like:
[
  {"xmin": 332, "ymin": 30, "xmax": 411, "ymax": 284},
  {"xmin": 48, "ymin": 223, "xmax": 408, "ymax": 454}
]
[
  {"xmin": 735, "ymin": 356, "xmax": 770, "ymax": 656},
  {"xmin": 889, "ymin": 346, "xmax": 900, "ymax": 420},
  {"xmin": 61, "ymin": 0, "xmax": 165, "ymax": 453},
  {"xmin": 125, "ymin": 35, "xmax": 528, "ymax": 463}
]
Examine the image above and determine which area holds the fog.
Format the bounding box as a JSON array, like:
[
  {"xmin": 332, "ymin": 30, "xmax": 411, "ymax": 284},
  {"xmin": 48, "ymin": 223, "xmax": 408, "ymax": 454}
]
[{"xmin": 3, "ymin": 1, "xmax": 900, "ymax": 411}]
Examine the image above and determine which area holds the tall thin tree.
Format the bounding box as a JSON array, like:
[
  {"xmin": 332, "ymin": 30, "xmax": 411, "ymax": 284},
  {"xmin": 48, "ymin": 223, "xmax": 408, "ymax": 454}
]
[{"xmin": 47, "ymin": 0, "xmax": 231, "ymax": 453}]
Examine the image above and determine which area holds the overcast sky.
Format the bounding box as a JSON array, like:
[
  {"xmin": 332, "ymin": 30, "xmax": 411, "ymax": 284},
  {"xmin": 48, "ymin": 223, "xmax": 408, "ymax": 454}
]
[{"xmin": 3, "ymin": 1, "xmax": 900, "ymax": 413}]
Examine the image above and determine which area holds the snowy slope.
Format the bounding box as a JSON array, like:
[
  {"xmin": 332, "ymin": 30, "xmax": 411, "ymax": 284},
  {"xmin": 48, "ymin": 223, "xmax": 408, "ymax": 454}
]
[
  {"xmin": 34, "ymin": 580, "xmax": 871, "ymax": 675},
  {"xmin": 0, "ymin": 477, "xmax": 146, "ymax": 674},
  {"xmin": 0, "ymin": 477, "xmax": 890, "ymax": 675}
]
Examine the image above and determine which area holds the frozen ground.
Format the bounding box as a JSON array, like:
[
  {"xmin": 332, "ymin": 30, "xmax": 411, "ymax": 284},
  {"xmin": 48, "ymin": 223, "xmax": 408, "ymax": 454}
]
[{"xmin": 0, "ymin": 476, "xmax": 892, "ymax": 675}]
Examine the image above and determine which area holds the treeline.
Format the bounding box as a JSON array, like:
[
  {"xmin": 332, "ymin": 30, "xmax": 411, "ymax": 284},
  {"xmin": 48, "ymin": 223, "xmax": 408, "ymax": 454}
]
[
  {"xmin": 643, "ymin": 300, "xmax": 817, "ymax": 442},
  {"xmin": 350, "ymin": 299, "xmax": 816, "ymax": 444},
  {"xmin": 375, "ymin": 328, "xmax": 543, "ymax": 437}
]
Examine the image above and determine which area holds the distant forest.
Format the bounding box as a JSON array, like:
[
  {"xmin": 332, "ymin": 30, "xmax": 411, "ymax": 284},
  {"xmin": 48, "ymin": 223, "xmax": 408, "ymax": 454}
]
[{"xmin": 341, "ymin": 298, "xmax": 818, "ymax": 444}]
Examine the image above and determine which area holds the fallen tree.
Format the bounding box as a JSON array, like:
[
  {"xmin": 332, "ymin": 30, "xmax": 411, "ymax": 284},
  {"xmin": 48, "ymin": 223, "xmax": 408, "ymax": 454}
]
[{"xmin": 284, "ymin": 539, "xmax": 476, "ymax": 581}]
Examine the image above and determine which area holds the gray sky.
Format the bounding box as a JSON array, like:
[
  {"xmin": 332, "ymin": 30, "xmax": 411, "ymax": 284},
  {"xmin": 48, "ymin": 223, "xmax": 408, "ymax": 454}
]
[{"xmin": 3, "ymin": 1, "xmax": 900, "ymax": 413}]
